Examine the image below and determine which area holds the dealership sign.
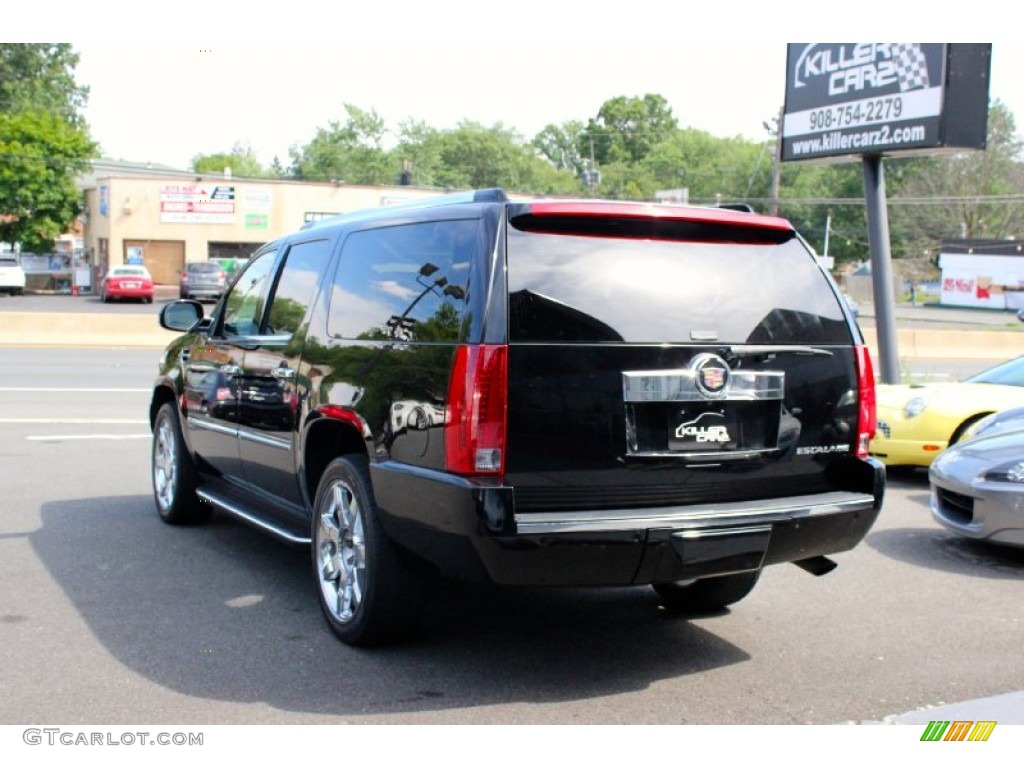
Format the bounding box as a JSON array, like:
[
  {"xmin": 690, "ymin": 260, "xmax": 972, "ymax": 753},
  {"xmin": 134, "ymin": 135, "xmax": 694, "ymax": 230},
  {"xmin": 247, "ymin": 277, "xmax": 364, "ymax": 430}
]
[
  {"xmin": 159, "ymin": 184, "xmax": 235, "ymax": 224},
  {"xmin": 782, "ymin": 44, "xmax": 990, "ymax": 163}
]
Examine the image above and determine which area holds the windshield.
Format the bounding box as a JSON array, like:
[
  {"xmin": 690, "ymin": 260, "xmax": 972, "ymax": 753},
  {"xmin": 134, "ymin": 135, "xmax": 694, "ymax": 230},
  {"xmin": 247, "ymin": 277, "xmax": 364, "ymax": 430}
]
[
  {"xmin": 506, "ymin": 224, "xmax": 850, "ymax": 344},
  {"xmin": 112, "ymin": 267, "xmax": 148, "ymax": 277},
  {"xmin": 966, "ymin": 356, "xmax": 1024, "ymax": 386}
]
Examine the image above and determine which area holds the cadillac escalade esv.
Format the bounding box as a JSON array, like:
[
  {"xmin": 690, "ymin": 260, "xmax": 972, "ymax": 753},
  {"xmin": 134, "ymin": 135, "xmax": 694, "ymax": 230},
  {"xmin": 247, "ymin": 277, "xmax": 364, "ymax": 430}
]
[{"xmin": 151, "ymin": 189, "xmax": 884, "ymax": 646}]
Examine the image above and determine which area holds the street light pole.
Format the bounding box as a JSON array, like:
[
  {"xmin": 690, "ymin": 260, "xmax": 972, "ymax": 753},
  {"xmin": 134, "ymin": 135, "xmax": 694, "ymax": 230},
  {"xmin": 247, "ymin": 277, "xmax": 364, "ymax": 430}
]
[{"xmin": 770, "ymin": 106, "xmax": 783, "ymax": 216}]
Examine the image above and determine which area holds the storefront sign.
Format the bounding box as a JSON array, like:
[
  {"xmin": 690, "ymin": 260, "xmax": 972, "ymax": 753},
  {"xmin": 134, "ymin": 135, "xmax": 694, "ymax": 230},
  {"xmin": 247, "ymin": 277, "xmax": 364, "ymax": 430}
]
[
  {"xmin": 783, "ymin": 44, "xmax": 990, "ymax": 163},
  {"xmin": 159, "ymin": 184, "xmax": 236, "ymax": 224}
]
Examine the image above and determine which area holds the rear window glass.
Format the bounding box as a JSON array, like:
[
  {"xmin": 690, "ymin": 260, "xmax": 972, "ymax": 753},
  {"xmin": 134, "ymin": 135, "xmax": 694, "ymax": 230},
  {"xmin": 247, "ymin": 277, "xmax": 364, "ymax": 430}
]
[
  {"xmin": 328, "ymin": 219, "xmax": 476, "ymax": 342},
  {"xmin": 506, "ymin": 223, "xmax": 849, "ymax": 344},
  {"xmin": 187, "ymin": 263, "xmax": 223, "ymax": 273}
]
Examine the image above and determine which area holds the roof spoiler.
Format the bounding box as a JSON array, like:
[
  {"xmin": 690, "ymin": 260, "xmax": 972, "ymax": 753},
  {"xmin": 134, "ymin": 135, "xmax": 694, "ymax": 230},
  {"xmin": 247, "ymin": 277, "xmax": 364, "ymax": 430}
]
[{"xmin": 301, "ymin": 188, "xmax": 509, "ymax": 230}]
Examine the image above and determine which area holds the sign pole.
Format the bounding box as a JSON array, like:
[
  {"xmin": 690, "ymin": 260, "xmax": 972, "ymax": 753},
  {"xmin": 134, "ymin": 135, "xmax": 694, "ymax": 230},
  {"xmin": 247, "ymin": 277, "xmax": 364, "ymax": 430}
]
[{"xmin": 862, "ymin": 154, "xmax": 901, "ymax": 384}]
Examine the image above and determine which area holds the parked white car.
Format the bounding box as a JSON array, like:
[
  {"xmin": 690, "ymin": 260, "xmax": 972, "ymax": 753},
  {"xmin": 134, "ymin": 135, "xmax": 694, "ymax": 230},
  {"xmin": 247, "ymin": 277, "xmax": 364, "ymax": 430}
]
[{"xmin": 0, "ymin": 256, "xmax": 26, "ymax": 295}]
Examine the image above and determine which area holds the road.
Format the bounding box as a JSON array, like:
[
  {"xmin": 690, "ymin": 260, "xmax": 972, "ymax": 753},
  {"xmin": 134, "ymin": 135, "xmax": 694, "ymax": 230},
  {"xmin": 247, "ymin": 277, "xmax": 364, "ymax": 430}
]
[{"xmin": 1, "ymin": 346, "xmax": 1022, "ymax": 731}]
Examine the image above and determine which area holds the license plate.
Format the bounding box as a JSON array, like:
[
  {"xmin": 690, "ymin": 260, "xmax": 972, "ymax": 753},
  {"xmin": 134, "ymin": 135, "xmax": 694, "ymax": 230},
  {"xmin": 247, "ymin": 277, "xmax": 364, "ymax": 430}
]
[
  {"xmin": 668, "ymin": 408, "xmax": 738, "ymax": 451},
  {"xmin": 123, "ymin": 281, "xmax": 140, "ymax": 289}
]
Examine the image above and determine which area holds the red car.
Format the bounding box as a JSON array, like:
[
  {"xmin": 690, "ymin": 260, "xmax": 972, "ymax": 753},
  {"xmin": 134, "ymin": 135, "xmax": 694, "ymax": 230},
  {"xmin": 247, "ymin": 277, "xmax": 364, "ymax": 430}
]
[{"xmin": 101, "ymin": 265, "xmax": 154, "ymax": 303}]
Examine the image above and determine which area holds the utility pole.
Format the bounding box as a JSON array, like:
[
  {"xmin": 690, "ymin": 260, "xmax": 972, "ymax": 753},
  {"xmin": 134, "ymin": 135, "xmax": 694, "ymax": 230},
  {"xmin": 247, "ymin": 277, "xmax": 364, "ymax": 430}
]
[{"xmin": 770, "ymin": 106, "xmax": 783, "ymax": 216}]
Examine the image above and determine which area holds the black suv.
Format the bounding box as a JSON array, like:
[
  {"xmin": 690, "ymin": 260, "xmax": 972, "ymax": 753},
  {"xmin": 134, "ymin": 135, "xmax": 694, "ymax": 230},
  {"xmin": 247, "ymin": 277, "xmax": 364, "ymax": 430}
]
[{"xmin": 151, "ymin": 189, "xmax": 884, "ymax": 646}]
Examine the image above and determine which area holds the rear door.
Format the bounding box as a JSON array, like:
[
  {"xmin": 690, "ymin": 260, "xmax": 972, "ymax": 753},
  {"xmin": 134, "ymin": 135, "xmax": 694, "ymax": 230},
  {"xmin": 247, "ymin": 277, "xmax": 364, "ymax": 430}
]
[
  {"xmin": 502, "ymin": 206, "xmax": 862, "ymax": 513},
  {"xmin": 236, "ymin": 237, "xmax": 335, "ymax": 506}
]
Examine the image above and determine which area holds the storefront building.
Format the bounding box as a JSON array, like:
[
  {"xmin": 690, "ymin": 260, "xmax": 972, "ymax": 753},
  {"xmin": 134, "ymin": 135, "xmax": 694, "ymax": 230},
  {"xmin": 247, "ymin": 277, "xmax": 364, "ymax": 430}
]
[
  {"xmin": 80, "ymin": 160, "xmax": 446, "ymax": 287},
  {"xmin": 938, "ymin": 238, "xmax": 1024, "ymax": 311}
]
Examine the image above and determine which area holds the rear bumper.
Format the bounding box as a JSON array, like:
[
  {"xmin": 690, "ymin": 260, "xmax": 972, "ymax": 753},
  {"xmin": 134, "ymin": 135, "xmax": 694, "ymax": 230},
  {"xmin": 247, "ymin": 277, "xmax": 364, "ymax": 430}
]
[{"xmin": 371, "ymin": 459, "xmax": 885, "ymax": 586}]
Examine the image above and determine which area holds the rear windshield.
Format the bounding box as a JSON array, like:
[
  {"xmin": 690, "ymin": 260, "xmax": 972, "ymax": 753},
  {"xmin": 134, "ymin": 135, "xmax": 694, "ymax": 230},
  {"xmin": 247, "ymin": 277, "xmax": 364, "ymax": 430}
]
[
  {"xmin": 966, "ymin": 356, "xmax": 1024, "ymax": 387},
  {"xmin": 112, "ymin": 267, "xmax": 148, "ymax": 277},
  {"xmin": 506, "ymin": 222, "xmax": 850, "ymax": 344},
  {"xmin": 187, "ymin": 263, "xmax": 223, "ymax": 273}
]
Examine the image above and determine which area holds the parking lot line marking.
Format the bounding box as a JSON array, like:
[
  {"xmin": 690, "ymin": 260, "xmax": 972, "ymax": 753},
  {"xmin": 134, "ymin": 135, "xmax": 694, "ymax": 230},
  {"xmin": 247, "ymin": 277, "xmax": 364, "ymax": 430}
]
[
  {"xmin": 0, "ymin": 418, "xmax": 149, "ymax": 424},
  {"xmin": 26, "ymin": 434, "xmax": 150, "ymax": 441},
  {"xmin": 0, "ymin": 387, "xmax": 150, "ymax": 393}
]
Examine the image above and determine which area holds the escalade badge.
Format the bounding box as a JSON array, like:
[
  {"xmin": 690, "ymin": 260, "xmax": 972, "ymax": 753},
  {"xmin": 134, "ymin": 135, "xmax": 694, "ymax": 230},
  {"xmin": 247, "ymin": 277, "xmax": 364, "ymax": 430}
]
[{"xmin": 692, "ymin": 354, "xmax": 730, "ymax": 398}]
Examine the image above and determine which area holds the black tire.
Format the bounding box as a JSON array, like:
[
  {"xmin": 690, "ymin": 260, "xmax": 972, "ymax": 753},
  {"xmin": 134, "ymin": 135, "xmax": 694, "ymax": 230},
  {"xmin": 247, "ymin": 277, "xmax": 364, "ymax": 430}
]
[
  {"xmin": 311, "ymin": 456, "xmax": 425, "ymax": 646},
  {"xmin": 653, "ymin": 570, "xmax": 762, "ymax": 613},
  {"xmin": 950, "ymin": 413, "xmax": 990, "ymax": 446},
  {"xmin": 151, "ymin": 402, "xmax": 210, "ymax": 525}
]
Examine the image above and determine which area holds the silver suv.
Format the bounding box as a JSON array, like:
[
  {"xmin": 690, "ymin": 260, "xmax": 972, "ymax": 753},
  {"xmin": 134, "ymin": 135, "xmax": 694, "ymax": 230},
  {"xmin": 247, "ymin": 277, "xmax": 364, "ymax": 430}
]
[{"xmin": 179, "ymin": 262, "xmax": 228, "ymax": 301}]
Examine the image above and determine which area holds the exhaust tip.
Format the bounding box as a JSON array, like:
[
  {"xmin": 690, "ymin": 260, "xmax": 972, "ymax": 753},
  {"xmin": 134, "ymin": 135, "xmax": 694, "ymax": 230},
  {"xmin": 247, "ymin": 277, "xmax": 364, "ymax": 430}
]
[{"xmin": 793, "ymin": 556, "xmax": 838, "ymax": 576}]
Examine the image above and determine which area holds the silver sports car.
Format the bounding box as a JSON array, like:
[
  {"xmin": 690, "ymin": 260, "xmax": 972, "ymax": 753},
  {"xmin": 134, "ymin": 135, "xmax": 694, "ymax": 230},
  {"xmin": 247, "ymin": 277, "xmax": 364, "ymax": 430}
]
[{"xmin": 929, "ymin": 409, "xmax": 1024, "ymax": 547}]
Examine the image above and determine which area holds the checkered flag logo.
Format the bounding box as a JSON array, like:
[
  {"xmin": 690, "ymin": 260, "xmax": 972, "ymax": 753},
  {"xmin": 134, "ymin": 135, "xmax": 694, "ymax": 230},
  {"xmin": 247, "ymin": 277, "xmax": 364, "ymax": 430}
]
[{"xmin": 892, "ymin": 43, "xmax": 930, "ymax": 91}]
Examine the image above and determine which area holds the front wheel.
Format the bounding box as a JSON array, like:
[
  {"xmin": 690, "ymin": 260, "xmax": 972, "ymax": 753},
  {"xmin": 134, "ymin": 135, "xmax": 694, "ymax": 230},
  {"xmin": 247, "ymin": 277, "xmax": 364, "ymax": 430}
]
[
  {"xmin": 653, "ymin": 570, "xmax": 761, "ymax": 613},
  {"xmin": 312, "ymin": 456, "xmax": 424, "ymax": 646},
  {"xmin": 151, "ymin": 402, "xmax": 209, "ymax": 524}
]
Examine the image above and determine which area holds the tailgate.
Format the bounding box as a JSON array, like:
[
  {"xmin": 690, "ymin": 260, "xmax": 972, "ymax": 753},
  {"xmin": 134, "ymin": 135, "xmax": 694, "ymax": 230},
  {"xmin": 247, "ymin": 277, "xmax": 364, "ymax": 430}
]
[{"xmin": 506, "ymin": 344, "xmax": 861, "ymax": 511}]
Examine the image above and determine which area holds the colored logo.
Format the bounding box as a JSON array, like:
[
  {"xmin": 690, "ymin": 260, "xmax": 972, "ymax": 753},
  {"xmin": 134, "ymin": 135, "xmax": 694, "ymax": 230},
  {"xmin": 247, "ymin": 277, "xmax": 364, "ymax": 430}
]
[
  {"xmin": 691, "ymin": 354, "xmax": 730, "ymax": 398},
  {"xmin": 920, "ymin": 720, "xmax": 996, "ymax": 742}
]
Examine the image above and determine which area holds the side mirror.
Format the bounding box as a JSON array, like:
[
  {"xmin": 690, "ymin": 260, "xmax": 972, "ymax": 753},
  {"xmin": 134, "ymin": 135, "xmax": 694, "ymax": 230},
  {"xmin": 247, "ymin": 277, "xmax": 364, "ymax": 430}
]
[{"xmin": 160, "ymin": 300, "xmax": 204, "ymax": 332}]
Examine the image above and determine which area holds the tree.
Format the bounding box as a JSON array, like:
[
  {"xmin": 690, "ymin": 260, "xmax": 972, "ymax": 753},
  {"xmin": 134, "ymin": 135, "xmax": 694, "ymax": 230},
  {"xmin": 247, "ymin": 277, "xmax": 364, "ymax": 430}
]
[
  {"xmin": 533, "ymin": 120, "xmax": 587, "ymax": 175},
  {"xmin": 582, "ymin": 94, "xmax": 678, "ymax": 165},
  {"xmin": 643, "ymin": 128, "xmax": 766, "ymax": 204},
  {"xmin": 192, "ymin": 142, "xmax": 270, "ymax": 178},
  {"xmin": 0, "ymin": 44, "xmax": 95, "ymax": 252},
  {"xmin": 289, "ymin": 104, "xmax": 391, "ymax": 184},
  {"xmin": 0, "ymin": 44, "xmax": 89, "ymax": 124},
  {"xmin": 891, "ymin": 101, "xmax": 1024, "ymax": 255},
  {"xmin": 391, "ymin": 119, "xmax": 446, "ymax": 187}
]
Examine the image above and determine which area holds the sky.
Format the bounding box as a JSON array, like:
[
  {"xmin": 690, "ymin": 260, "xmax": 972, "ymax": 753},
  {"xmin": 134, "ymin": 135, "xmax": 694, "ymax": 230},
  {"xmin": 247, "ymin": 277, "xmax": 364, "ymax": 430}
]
[{"xmin": 14, "ymin": 6, "xmax": 1024, "ymax": 172}]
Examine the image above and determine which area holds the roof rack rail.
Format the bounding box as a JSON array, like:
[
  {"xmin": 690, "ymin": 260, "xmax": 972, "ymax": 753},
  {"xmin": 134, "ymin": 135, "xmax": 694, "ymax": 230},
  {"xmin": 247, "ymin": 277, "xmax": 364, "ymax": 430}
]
[{"xmin": 301, "ymin": 188, "xmax": 509, "ymax": 230}]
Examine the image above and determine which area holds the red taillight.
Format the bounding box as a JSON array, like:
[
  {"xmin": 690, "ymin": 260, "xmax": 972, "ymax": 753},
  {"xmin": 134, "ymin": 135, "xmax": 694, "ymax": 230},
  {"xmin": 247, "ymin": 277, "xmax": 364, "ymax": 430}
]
[
  {"xmin": 445, "ymin": 344, "xmax": 508, "ymax": 475},
  {"xmin": 855, "ymin": 345, "xmax": 876, "ymax": 460},
  {"xmin": 181, "ymin": 274, "xmax": 189, "ymax": 283}
]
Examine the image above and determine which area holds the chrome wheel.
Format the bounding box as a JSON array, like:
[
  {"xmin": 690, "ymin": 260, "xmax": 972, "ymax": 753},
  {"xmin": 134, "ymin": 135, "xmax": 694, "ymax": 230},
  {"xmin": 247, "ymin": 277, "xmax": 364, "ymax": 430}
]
[
  {"xmin": 153, "ymin": 412, "xmax": 177, "ymax": 511},
  {"xmin": 151, "ymin": 402, "xmax": 207, "ymax": 525},
  {"xmin": 316, "ymin": 479, "xmax": 366, "ymax": 624},
  {"xmin": 311, "ymin": 456, "xmax": 424, "ymax": 645}
]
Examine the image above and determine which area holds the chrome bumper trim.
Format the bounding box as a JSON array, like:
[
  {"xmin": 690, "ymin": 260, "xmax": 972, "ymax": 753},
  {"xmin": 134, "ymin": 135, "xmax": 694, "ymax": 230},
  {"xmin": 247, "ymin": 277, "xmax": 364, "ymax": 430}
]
[{"xmin": 513, "ymin": 491, "xmax": 875, "ymax": 535}]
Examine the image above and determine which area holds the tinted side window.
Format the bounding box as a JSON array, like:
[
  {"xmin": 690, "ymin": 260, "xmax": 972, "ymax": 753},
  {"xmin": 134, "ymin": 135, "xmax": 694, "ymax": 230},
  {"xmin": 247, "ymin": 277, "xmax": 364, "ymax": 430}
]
[
  {"xmin": 221, "ymin": 250, "xmax": 276, "ymax": 337},
  {"xmin": 266, "ymin": 239, "xmax": 332, "ymax": 335},
  {"xmin": 328, "ymin": 219, "xmax": 475, "ymax": 342},
  {"xmin": 507, "ymin": 226, "xmax": 850, "ymax": 345}
]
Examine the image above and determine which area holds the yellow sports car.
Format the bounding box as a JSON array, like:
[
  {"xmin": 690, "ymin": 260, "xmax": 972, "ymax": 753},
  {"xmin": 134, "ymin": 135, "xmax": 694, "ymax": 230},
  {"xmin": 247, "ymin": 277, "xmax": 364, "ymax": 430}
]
[{"xmin": 870, "ymin": 355, "xmax": 1024, "ymax": 468}]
